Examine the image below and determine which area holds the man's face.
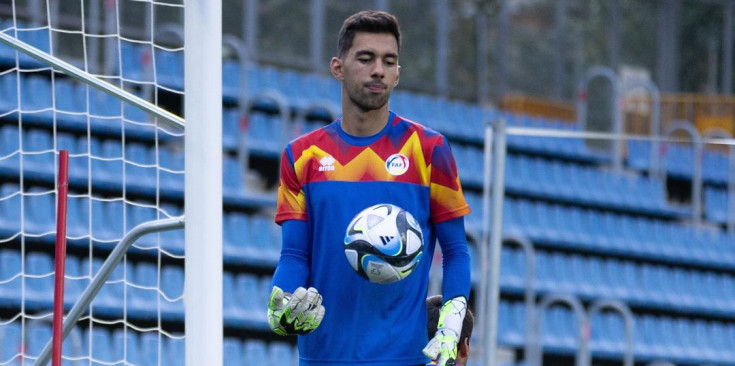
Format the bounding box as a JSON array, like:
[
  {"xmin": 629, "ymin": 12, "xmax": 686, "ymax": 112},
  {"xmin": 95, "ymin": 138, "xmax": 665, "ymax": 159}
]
[{"xmin": 332, "ymin": 32, "xmax": 400, "ymax": 112}]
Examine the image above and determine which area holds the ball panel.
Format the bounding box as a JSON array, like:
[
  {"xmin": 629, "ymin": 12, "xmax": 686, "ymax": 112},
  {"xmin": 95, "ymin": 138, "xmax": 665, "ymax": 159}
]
[
  {"xmin": 362, "ymin": 256, "xmax": 401, "ymax": 284},
  {"xmin": 344, "ymin": 203, "xmax": 424, "ymax": 284}
]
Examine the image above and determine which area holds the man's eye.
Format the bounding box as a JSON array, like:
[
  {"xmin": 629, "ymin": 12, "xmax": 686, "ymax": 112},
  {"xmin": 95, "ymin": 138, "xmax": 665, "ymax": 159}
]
[{"xmin": 358, "ymin": 58, "xmax": 371, "ymax": 63}]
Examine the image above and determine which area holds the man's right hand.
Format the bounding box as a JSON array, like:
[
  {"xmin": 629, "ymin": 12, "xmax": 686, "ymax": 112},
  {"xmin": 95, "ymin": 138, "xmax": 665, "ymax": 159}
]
[{"xmin": 267, "ymin": 286, "xmax": 325, "ymax": 335}]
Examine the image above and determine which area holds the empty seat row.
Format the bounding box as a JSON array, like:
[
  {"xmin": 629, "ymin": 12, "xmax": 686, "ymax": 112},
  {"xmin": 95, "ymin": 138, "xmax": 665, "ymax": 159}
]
[
  {"xmin": 500, "ymin": 247, "xmax": 735, "ymax": 316},
  {"xmin": 0, "ymin": 185, "xmax": 280, "ymax": 264},
  {"xmin": 497, "ymin": 300, "xmax": 735, "ymax": 364},
  {"xmin": 0, "ymin": 249, "xmax": 183, "ymax": 318},
  {"xmin": 456, "ymin": 147, "xmax": 682, "ymax": 216},
  {"xmin": 0, "ymin": 21, "xmax": 50, "ymax": 68},
  {"xmin": 0, "ymin": 248, "xmax": 276, "ymax": 329},
  {"xmin": 503, "ymin": 112, "xmax": 611, "ymax": 163},
  {"xmin": 628, "ymin": 140, "xmax": 734, "ymax": 186},
  {"xmin": 464, "ymin": 194, "xmax": 735, "ymax": 268},
  {"xmin": 0, "ymin": 72, "xmax": 170, "ymax": 140},
  {"xmin": 0, "ymin": 125, "xmax": 276, "ymax": 203},
  {"xmin": 0, "ymin": 319, "xmax": 294, "ymax": 366},
  {"xmin": 704, "ymin": 186, "xmax": 734, "ymax": 224}
]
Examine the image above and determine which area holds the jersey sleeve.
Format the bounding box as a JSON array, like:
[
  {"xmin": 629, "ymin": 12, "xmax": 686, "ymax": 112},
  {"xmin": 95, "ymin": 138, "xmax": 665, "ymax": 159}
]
[
  {"xmin": 275, "ymin": 146, "xmax": 308, "ymax": 224},
  {"xmin": 429, "ymin": 135, "xmax": 470, "ymax": 223}
]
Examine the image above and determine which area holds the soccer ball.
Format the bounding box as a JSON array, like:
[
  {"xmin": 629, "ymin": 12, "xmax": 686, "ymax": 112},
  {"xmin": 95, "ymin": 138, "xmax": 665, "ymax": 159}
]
[{"xmin": 343, "ymin": 204, "xmax": 424, "ymax": 284}]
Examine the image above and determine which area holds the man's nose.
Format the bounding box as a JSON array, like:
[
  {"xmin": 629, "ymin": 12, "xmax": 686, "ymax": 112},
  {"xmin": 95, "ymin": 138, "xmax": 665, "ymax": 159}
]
[{"xmin": 371, "ymin": 61, "xmax": 385, "ymax": 78}]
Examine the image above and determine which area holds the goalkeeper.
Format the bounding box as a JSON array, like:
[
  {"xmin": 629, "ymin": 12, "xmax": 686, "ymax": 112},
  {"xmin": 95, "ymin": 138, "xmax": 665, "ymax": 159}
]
[{"xmin": 268, "ymin": 10, "xmax": 471, "ymax": 366}]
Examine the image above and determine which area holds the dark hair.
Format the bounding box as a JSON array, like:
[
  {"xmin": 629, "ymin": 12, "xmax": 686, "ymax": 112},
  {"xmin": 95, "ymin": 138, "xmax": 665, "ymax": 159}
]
[
  {"xmin": 337, "ymin": 10, "xmax": 401, "ymax": 58},
  {"xmin": 426, "ymin": 295, "xmax": 474, "ymax": 345}
]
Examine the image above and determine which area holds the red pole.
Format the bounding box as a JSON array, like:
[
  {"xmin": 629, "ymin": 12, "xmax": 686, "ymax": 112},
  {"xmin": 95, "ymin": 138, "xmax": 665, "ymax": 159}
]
[{"xmin": 52, "ymin": 150, "xmax": 69, "ymax": 366}]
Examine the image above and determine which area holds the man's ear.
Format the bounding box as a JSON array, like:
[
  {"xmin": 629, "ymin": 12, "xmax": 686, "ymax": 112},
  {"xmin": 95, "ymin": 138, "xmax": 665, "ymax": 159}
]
[
  {"xmin": 330, "ymin": 57, "xmax": 344, "ymax": 81},
  {"xmin": 458, "ymin": 337, "xmax": 470, "ymax": 358},
  {"xmin": 394, "ymin": 64, "xmax": 400, "ymax": 86}
]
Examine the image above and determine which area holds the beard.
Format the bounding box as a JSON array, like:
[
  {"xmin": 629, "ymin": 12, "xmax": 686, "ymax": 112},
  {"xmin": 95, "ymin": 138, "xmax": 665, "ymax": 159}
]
[{"xmin": 347, "ymin": 83, "xmax": 391, "ymax": 111}]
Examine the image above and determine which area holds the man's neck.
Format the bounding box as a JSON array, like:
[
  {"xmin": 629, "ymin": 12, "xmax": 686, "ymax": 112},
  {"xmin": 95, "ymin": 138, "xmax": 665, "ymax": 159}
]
[{"xmin": 340, "ymin": 103, "xmax": 390, "ymax": 137}]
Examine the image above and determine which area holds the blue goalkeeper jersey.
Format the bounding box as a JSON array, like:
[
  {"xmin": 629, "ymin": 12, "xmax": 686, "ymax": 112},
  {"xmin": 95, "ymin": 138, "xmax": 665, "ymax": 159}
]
[{"xmin": 274, "ymin": 112, "xmax": 470, "ymax": 366}]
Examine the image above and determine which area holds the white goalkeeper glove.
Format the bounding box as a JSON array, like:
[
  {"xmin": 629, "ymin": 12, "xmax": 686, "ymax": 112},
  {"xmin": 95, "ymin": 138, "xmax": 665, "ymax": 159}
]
[
  {"xmin": 267, "ymin": 285, "xmax": 325, "ymax": 335},
  {"xmin": 423, "ymin": 296, "xmax": 467, "ymax": 366}
]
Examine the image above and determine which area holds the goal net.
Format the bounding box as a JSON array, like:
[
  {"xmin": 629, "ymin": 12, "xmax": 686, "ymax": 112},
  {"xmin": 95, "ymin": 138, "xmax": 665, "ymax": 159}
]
[{"xmin": 0, "ymin": 0, "xmax": 224, "ymax": 365}]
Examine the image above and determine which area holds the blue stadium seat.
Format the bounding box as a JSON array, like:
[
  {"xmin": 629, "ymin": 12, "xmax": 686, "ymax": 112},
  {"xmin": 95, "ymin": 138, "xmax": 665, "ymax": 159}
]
[
  {"xmin": 108, "ymin": 328, "xmax": 127, "ymax": 364},
  {"xmin": 222, "ymin": 60, "xmax": 240, "ymax": 101},
  {"xmin": 89, "ymin": 86, "xmax": 122, "ymax": 118},
  {"xmin": 159, "ymin": 219, "xmax": 185, "ymax": 256},
  {"xmin": 124, "ymin": 143, "xmax": 156, "ymax": 192},
  {"xmin": 16, "ymin": 25, "xmax": 50, "ymax": 66},
  {"xmin": 235, "ymin": 273, "xmax": 261, "ymax": 324},
  {"xmin": 154, "ymin": 49, "xmax": 184, "ymax": 91},
  {"xmin": 250, "ymin": 215, "xmax": 280, "ymax": 263},
  {"xmin": 66, "ymin": 194, "xmax": 90, "ymax": 241},
  {"xmin": 223, "ymin": 156, "xmax": 245, "ymax": 197},
  {"xmin": 0, "ymin": 124, "xmax": 20, "ymax": 162},
  {"xmin": 26, "ymin": 323, "xmax": 52, "ymax": 359},
  {"xmin": 21, "ymin": 75, "xmax": 53, "ymax": 114},
  {"xmin": 54, "ymin": 80, "xmax": 87, "ymax": 127},
  {"xmin": 0, "ymin": 72, "xmax": 18, "ymax": 114},
  {"xmin": 91, "ymin": 328, "xmax": 115, "ymax": 364},
  {"xmin": 0, "ymin": 322, "xmax": 23, "ymax": 366},
  {"xmin": 0, "ymin": 184, "xmax": 21, "ymax": 236},
  {"xmin": 500, "ymin": 247, "xmax": 523, "ymax": 291},
  {"xmin": 139, "ymin": 332, "xmax": 160, "ymax": 365},
  {"xmin": 0, "ymin": 250, "xmax": 22, "ymax": 306},
  {"xmin": 634, "ymin": 315, "xmax": 658, "ymax": 358},
  {"xmin": 223, "ymin": 272, "xmax": 241, "ymax": 324},
  {"xmin": 279, "ymin": 69, "xmax": 311, "ymax": 109},
  {"xmin": 704, "ymin": 187, "xmax": 729, "ymax": 223},
  {"xmin": 118, "ymin": 329, "xmax": 142, "ymax": 366},
  {"xmin": 87, "ymin": 257, "xmax": 124, "ymax": 316},
  {"xmin": 56, "ymin": 133, "xmax": 90, "ymax": 184},
  {"xmin": 128, "ymin": 262, "xmax": 159, "ymax": 317},
  {"xmin": 120, "ymin": 41, "xmax": 153, "ymax": 82},
  {"xmin": 247, "ymin": 113, "xmax": 278, "ymax": 152},
  {"xmin": 165, "ymin": 336, "xmax": 185, "ymax": 366},
  {"xmin": 25, "ymin": 252, "xmax": 55, "ymax": 308},
  {"xmin": 269, "ymin": 341, "xmax": 295, "ymax": 366},
  {"xmin": 223, "ymin": 108, "xmax": 241, "ymax": 150},
  {"xmin": 224, "ymin": 337, "xmax": 244, "ymax": 366},
  {"xmin": 498, "ymin": 301, "xmax": 523, "ymax": 346},
  {"xmin": 157, "ymin": 147, "xmax": 185, "ymax": 195},
  {"xmin": 63, "ymin": 255, "xmax": 85, "ymax": 307},
  {"xmin": 243, "ymin": 340, "xmax": 268, "ymax": 366},
  {"xmin": 91, "ymin": 199, "xmax": 125, "ymax": 243},
  {"xmin": 224, "ymin": 212, "xmax": 258, "ymax": 262},
  {"xmin": 126, "ymin": 203, "xmax": 158, "ymax": 248},
  {"xmin": 90, "ymin": 138, "xmax": 123, "ymax": 188},
  {"xmin": 257, "ymin": 276, "xmax": 273, "ymax": 319},
  {"xmin": 160, "ymin": 265, "xmax": 184, "ymax": 319},
  {"xmin": 22, "ymin": 128, "xmax": 55, "ymax": 175}
]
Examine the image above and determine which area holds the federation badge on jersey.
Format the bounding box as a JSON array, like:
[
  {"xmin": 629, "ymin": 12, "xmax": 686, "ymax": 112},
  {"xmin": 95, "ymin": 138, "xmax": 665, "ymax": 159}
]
[{"xmin": 385, "ymin": 153, "xmax": 409, "ymax": 176}]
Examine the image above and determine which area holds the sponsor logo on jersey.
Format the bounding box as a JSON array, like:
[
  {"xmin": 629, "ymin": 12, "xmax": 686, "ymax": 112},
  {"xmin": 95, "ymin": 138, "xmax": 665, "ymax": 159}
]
[
  {"xmin": 385, "ymin": 153, "xmax": 409, "ymax": 176},
  {"xmin": 318, "ymin": 155, "xmax": 336, "ymax": 171}
]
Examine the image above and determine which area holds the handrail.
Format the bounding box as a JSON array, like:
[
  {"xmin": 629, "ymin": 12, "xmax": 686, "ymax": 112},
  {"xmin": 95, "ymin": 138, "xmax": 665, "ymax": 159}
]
[
  {"xmin": 577, "ymin": 66, "xmax": 623, "ymax": 172},
  {"xmin": 583, "ymin": 299, "xmax": 635, "ymax": 366},
  {"xmin": 662, "ymin": 120, "xmax": 703, "ymax": 226},
  {"xmin": 624, "ymin": 80, "xmax": 661, "ymax": 178},
  {"xmin": 529, "ymin": 293, "xmax": 588, "ymax": 366},
  {"xmin": 501, "ymin": 233, "xmax": 537, "ymax": 364}
]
